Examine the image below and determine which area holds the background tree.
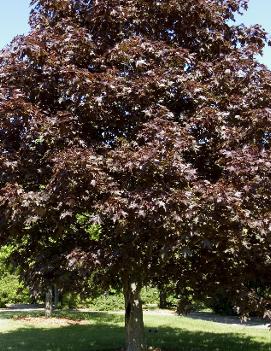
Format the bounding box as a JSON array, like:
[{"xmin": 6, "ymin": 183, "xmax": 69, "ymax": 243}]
[
  {"xmin": 0, "ymin": 0, "xmax": 271, "ymax": 350},
  {"xmin": 6, "ymin": 214, "xmax": 103, "ymax": 314}
]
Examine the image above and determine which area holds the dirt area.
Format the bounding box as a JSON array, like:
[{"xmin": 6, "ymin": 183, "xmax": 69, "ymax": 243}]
[{"xmin": 12, "ymin": 316, "xmax": 89, "ymax": 327}]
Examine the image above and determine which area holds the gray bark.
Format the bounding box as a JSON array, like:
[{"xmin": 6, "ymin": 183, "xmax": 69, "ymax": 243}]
[
  {"xmin": 45, "ymin": 287, "xmax": 53, "ymax": 317},
  {"xmin": 124, "ymin": 281, "xmax": 146, "ymax": 351},
  {"xmin": 53, "ymin": 285, "xmax": 59, "ymax": 308}
]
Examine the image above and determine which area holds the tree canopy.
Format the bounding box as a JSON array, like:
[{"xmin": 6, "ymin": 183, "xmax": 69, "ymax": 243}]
[{"xmin": 0, "ymin": 1, "xmax": 271, "ymax": 350}]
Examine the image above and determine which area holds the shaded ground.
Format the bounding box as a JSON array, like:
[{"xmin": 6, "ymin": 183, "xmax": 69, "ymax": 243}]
[{"xmin": 0, "ymin": 310, "xmax": 270, "ymax": 351}]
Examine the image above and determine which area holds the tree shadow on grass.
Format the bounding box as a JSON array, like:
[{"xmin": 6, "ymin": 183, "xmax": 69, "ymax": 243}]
[
  {"xmin": 146, "ymin": 327, "xmax": 270, "ymax": 351},
  {"xmin": 0, "ymin": 313, "xmax": 270, "ymax": 351}
]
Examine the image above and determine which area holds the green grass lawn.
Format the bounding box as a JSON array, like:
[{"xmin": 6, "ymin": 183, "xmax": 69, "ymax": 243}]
[{"xmin": 0, "ymin": 310, "xmax": 270, "ymax": 351}]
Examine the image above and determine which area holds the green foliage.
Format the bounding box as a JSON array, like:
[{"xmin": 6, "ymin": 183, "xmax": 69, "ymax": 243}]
[
  {"xmin": 75, "ymin": 213, "xmax": 101, "ymax": 241},
  {"xmin": 59, "ymin": 287, "xmax": 204, "ymax": 312},
  {"xmin": 0, "ymin": 245, "xmax": 13, "ymax": 263},
  {"xmin": 84, "ymin": 290, "xmax": 125, "ymax": 311},
  {"xmin": 60, "ymin": 287, "xmax": 161, "ymax": 311},
  {"xmin": 61, "ymin": 292, "xmax": 80, "ymax": 309},
  {"xmin": 75, "ymin": 213, "xmax": 90, "ymax": 226},
  {"xmin": 0, "ymin": 246, "xmax": 30, "ymax": 307},
  {"xmin": 141, "ymin": 287, "xmax": 160, "ymax": 306},
  {"xmin": 0, "ymin": 276, "xmax": 29, "ymax": 308},
  {"xmin": 34, "ymin": 136, "xmax": 44, "ymax": 144}
]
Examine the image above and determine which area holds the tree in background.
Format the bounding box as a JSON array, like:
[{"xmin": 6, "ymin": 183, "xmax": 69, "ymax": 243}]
[
  {"xmin": 7, "ymin": 215, "xmax": 103, "ymax": 315},
  {"xmin": 0, "ymin": 0, "xmax": 271, "ymax": 350}
]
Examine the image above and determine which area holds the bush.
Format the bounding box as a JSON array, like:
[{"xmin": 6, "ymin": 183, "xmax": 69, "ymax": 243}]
[
  {"xmin": 83, "ymin": 291, "xmax": 124, "ymax": 311},
  {"xmin": 60, "ymin": 292, "xmax": 81, "ymax": 309},
  {"xmin": 84, "ymin": 287, "xmax": 165, "ymax": 311},
  {"xmin": 0, "ymin": 275, "xmax": 30, "ymax": 307},
  {"xmin": 206, "ymin": 290, "xmax": 236, "ymax": 315},
  {"xmin": 0, "ymin": 246, "xmax": 30, "ymax": 307},
  {"xmin": 59, "ymin": 287, "xmax": 162, "ymax": 311}
]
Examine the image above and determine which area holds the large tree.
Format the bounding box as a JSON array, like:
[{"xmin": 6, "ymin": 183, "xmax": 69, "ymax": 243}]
[{"xmin": 0, "ymin": 0, "xmax": 271, "ymax": 350}]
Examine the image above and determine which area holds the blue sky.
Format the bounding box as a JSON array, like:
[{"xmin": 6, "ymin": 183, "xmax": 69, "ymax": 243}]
[
  {"xmin": 0, "ymin": 0, "xmax": 30, "ymax": 47},
  {"xmin": 0, "ymin": 0, "xmax": 270, "ymax": 67}
]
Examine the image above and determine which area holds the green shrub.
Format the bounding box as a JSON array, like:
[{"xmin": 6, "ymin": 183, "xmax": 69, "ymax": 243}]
[
  {"xmin": 206, "ymin": 290, "xmax": 236, "ymax": 315},
  {"xmin": 0, "ymin": 246, "xmax": 30, "ymax": 307},
  {"xmin": 0, "ymin": 275, "xmax": 30, "ymax": 307},
  {"xmin": 84, "ymin": 287, "xmax": 165, "ymax": 311},
  {"xmin": 59, "ymin": 287, "xmax": 162, "ymax": 311},
  {"xmin": 141, "ymin": 287, "xmax": 160, "ymax": 306},
  {"xmin": 83, "ymin": 290, "xmax": 124, "ymax": 311},
  {"xmin": 61, "ymin": 292, "xmax": 81, "ymax": 309}
]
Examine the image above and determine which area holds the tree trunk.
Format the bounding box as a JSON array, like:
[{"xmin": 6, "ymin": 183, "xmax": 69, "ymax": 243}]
[
  {"xmin": 45, "ymin": 287, "xmax": 53, "ymax": 317},
  {"xmin": 124, "ymin": 281, "xmax": 146, "ymax": 351},
  {"xmin": 53, "ymin": 285, "xmax": 59, "ymax": 308},
  {"xmin": 159, "ymin": 289, "xmax": 167, "ymax": 309}
]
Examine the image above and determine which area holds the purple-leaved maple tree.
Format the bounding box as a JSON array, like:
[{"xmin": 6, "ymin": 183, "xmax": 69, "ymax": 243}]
[{"xmin": 0, "ymin": 1, "xmax": 271, "ymax": 350}]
